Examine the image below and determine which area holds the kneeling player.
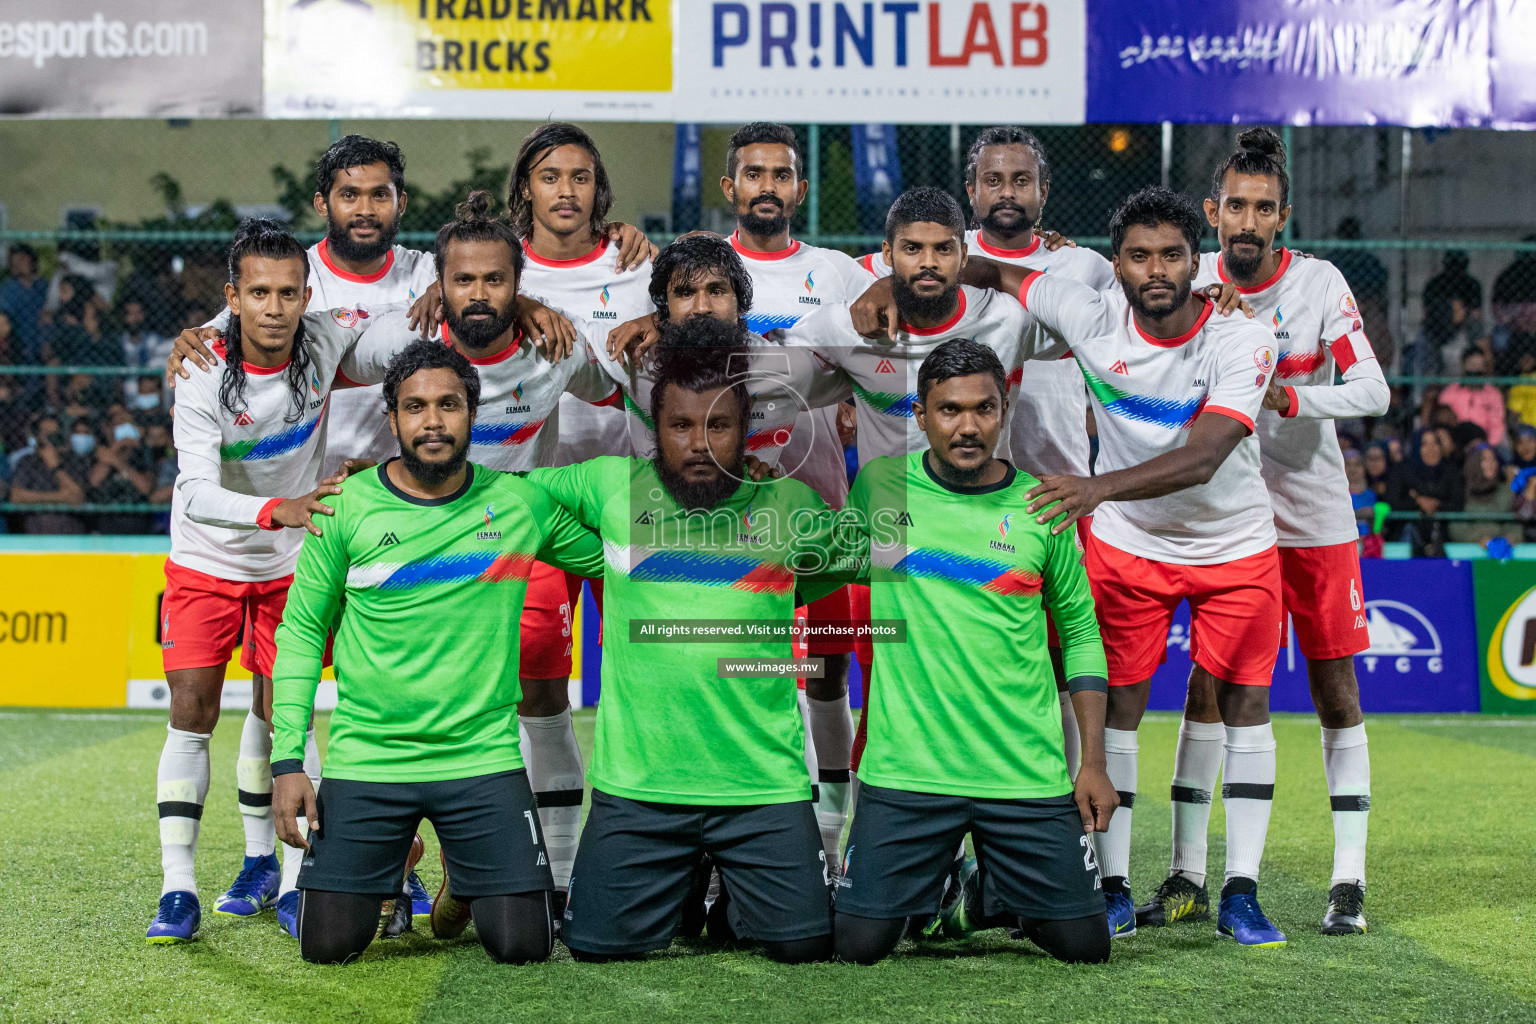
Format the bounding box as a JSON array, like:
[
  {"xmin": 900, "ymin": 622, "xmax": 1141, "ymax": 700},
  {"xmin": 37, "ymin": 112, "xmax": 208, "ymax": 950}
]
[
  {"xmin": 825, "ymin": 341, "xmax": 1114, "ymax": 966},
  {"xmin": 269, "ymin": 342, "xmax": 605, "ymax": 965},
  {"xmin": 528, "ymin": 319, "xmax": 839, "ymax": 964}
]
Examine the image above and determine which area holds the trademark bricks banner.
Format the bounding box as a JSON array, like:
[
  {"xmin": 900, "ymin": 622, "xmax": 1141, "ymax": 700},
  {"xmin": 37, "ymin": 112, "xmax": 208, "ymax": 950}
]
[
  {"xmin": 673, "ymin": 0, "xmax": 1086, "ymax": 124},
  {"xmin": 0, "ymin": 0, "xmax": 261, "ymax": 118},
  {"xmin": 1147, "ymin": 558, "xmax": 1480, "ymax": 715},
  {"xmin": 263, "ymin": 0, "xmax": 672, "ymax": 120}
]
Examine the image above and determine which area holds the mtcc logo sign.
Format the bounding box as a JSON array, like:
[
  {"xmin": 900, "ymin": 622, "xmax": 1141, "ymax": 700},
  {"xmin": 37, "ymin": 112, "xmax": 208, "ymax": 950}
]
[
  {"xmin": 1486, "ymin": 584, "xmax": 1536, "ymax": 701},
  {"xmin": 1360, "ymin": 600, "xmax": 1442, "ymax": 675}
]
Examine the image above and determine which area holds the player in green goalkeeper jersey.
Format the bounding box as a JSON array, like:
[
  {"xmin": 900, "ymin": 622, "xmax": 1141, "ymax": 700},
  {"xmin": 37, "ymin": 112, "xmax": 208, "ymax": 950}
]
[
  {"xmin": 268, "ymin": 340, "xmax": 604, "ymax": 966},
  {"xmin": 527, "ymin": 316, "xmax": 841, "ymax": 964},
  {"xmin": 826, "ymin": 339, "xmax": 1116, "ymax": 966}
]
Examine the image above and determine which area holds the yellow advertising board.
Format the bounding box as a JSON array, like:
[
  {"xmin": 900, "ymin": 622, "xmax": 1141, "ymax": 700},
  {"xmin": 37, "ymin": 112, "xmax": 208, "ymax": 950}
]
[{"xmin": 264, "ymin": 0, "xmax": 673, "ymax": 119}]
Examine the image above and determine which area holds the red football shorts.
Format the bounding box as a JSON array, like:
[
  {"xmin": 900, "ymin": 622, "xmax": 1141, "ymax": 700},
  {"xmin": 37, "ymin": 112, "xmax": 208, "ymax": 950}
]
[
  {"xmin": 1279, "ymin": 542, "xmax": 1371, "ymax": 660},
  {"xmin": 1083, "ymin": 533, "xmax": 1282, "ymax": 688},
  {"xmin": 518, "ymin": 561, "xmax": 580, "ymax": 679},
  {"xmin": 161, "ymin": 560, "xmax": 292, "ymax": 676}
]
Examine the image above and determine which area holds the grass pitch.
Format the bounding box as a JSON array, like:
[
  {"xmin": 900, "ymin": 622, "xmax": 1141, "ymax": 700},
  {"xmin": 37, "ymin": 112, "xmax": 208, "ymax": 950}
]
[{"xmin": 3, "ymin": 709, "xmax": 1535, "ymax": 1024}]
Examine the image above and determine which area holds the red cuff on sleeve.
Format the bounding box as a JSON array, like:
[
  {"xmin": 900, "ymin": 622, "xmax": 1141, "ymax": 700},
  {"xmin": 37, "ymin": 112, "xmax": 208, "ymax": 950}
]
[
  {"xmin": 1017, "ymin": 269, "xmax": 1044, "ymax": 308},
  {"xmin": 256, "ymin": 498, "xmax": 283, "ymax": 531},
  {"xmin": 1280, "ymin": 386, "xmax": 1300, "ymax": 418},
  {"xmin": 333, "ymin": 368, "xmax": 363, "ymax": 390},
  {"xmin": 589, "ymin": 386, "xmax": 623, "ymax": 408},
  {"xmin": 1203, "ymin": 404, "xmax": 1255, "ymax": 433}
]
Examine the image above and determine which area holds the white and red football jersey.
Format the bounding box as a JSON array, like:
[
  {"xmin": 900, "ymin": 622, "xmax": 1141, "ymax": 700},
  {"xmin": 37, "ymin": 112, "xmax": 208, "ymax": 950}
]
[
  {"xmin": 861, "ymin": 231, "xmax": 1116, "ymax": 478},
  {"xmin": 783, "ymin": 287, "xmax": 1047, "ymax": 470},
  {"xmin": 171, "ymin": 305, "xmax": 388, "ymax": 583},
  {"xmin": 517, "ymin": 238, "xmax": 656, "ymax": 464},
  {"xmin": 730, "ymin": 232, "xmax": 871, "ymax": 506},
  {"xmin": 1194, "ymin": 248, "xmax": 1389, "ymax": 547},
  {"xmin": 339, "ymin": 311, "xmax": 620, "ymax": 473},
  {"xmin": 306, "ymin": 239, "xmax": 438, "ymax": 475},
  {"xmin": 1018, "ymin": 273, "xmax": 1278, "ymax": 566}
]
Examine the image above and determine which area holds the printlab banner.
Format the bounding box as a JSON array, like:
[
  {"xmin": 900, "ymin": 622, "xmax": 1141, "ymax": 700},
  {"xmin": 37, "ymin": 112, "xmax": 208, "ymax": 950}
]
[
  {"xmin": 263, "ymin": 0, "xmax": 672, "ymax": 119},
  {"xmin": 674, "ymin": 0, "xmax": 1086, "ymax": 123},
  {"xmin": 1147, "ymin": 558, "xmax": 1479, "ymax": 714},
  {"xmin": 1085, "ymin": 0, "xmax": 1494, "ymax": 127},
  {"xmin": 0, "ymin": 0, "xmax": 261, "ymax": 118}
]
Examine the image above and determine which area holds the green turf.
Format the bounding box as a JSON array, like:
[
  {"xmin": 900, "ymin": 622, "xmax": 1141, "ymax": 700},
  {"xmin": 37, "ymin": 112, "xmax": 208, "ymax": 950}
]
[{"xmin": 4, "ymin": 709, "xmax": 1535, "ymax": 1024}]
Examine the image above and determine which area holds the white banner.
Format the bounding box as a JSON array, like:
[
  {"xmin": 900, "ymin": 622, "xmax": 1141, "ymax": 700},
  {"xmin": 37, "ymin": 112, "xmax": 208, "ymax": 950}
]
[{"xmin": 674, "ymin": 0, "xmax": 1085, "ymax": 123}]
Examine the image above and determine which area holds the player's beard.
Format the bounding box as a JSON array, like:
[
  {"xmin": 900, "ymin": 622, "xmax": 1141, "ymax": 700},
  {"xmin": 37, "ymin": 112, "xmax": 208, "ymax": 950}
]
[
  {"xmin": 445, "ymin": 300, "xmax": 518, "ymax": 351},
  {"xmin": 399, "ymin": 430, "xmax": 470, "ymax": 487},
  {"xmin": 892, "ymin": 272, "xmax": 960, "ymax": 326},
  {"xmin": 1125, "ymin": 275, "xmax": 1193, "ymax": 319},
  {"xmin": 1222, "ymin": 232, "xmax": 1269, "ymax": 280},
  {"xmin": 737, "ymin": 195, "xmax": 793, "ymax": 238},
  {"xmin": 654, "ymin": 440, "xmax": 746, "ymax": 512},
  {"xmin": 932, "ymin": 444, "xmax": 990, "ymax": 485},
  {"xmin": 326, "ymin": 210, "xmax": 400, "ymax": 265},
  {"xmin": 979, "ymin": 199, "xmax": 1039, "ymax": 240}
]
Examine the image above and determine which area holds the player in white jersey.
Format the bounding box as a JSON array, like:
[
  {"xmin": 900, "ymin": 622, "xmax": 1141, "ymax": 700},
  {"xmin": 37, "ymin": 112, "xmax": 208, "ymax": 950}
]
[
  {"xmin": 1140, "ymin": 129, "xmax": 1384, "ymax": 937},
  {"xmin": 992, "ymin": 188, "xmax": 1288, "ymax": 947},
  {"xmin": 859, "ymin": 128, "xmax": 1118, "ymax": 780},
  {"xmin": 148, "ymin": 221, "xmax": 393, "ymax": 944},
  {"xmin": 715, "ymin": 123, "xmax": 874, "ymax": 869}
]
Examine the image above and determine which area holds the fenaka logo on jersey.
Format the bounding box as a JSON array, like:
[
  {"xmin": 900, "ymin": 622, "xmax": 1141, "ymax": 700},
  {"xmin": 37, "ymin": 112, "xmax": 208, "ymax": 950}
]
[
  {"xmin": 799, "ymin": 271, "xmax": 820, "ymax": 306},
  {"xmin": 477, "ymin": 503, "xmax": 501, "ymax": 541},
  {"xmin": 1271, "ymin": 306, "xmax": 1289, "ymax": 341},
  {"xmin": 1485, "ymin": 584, "xmax": 1536, "ymax": 701},
  {"xmin": 592, "ymin": 285, "xmax": 618, "ymax": 320},
  {"xmin": 990, "ymin": 512, "xmax": 1015, "ymax": 553},
  {"xmin": 737, "ymin": 502, "xmax": 764, "ymax": 545}
]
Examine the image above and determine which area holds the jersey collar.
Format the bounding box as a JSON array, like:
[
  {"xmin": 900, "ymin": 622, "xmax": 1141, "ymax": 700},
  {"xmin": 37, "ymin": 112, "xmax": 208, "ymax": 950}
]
[
  {"xmin": 378, "ymin": 458, "xmax": 475, "ymax": 506},
  {"xmin": 522, "ymin": 237, "xmax": 608, "ymax": 269},
  {"xmin": 901, "ymin": 289, "xmax": 967, "ymax": 336},
  {"xmin": 973, "ymin": 233, "xmax": 1042, "ymax": 260},
  {"xmin": 212, "ymin": 338, "xmax": 290, "ymax": 374},
  {"xmin": 440, "ymin": 321, "xmax": 526, "ymax": 365},
  {"xmin": 1217, "ymin": 247, "xmax": 1291, "ymax": 294},
  {"xmin": 316, "ymin": 237, "xmax": 395, "ymax": 284},
  {"xmin": 730, "ymin": 231, "xmax": 801, "ymax": 261},
  {"xmin": 1133, "ymin": 296, "xmax": 1213, "ymax": 349},
  {"xmin": 921, "ymin": 451, "xmax": 1018, "ymax": 494}
]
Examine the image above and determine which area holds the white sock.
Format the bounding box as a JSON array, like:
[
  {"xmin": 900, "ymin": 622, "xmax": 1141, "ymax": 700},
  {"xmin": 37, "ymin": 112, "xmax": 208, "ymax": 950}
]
[
  {"xmin": 1222, "ymin": 723, "xmax": 1277, "ymax": 884},
  {"xmin": 278, "ymin": 727, "xmax": 322, "ymax": 897},
  {"xmin": 808, "ymin": 694, "xmax": 853, "ymax": 872},
  {"xmin": 1096, "ymin": 728, "xmax": 1138, "ymax": 882},
  {"xmin": 520, "ymin": 709, "xmax": 584, "ymax": 891},
  {"xmin": 1169, "ymin": 718, "xmax": 1225, "ymax": 887},
  {"xmin": 158, "ymin": 725, "xmax": 212, "ymax": 896},
  {"xmin": 237, "ymin": 711, "xmax": 276, "ymax": 858},
  {"xmin": 1058, "ymin": 689, "xmax": 1081, "ymax": 780},
  {"xmin": 1322, "ymin": 723, "xmax": 1371, "ymax": 887}
]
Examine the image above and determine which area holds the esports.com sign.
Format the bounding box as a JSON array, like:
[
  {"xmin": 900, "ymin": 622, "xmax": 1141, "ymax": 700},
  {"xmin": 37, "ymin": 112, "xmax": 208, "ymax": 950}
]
[
  {"xmin": 0, "ymin": 16, "xmax": 207, "ymax": 68},
  {"xmin": 1486, "ymin": 585, "xmax": 1536, "ymax": 701}
]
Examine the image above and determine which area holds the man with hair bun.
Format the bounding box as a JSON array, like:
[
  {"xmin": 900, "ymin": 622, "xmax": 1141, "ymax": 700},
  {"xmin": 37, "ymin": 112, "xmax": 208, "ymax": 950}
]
[{"xmin": 1154, "ymin": 126, "xmax": 1386, "ymax": 938}]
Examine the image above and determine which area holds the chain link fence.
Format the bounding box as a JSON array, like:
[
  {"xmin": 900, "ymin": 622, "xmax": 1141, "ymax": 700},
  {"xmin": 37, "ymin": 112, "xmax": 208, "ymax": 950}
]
[{"xmin": 1, "ymin": 122, "xmax": 1533, "ymax": 537}]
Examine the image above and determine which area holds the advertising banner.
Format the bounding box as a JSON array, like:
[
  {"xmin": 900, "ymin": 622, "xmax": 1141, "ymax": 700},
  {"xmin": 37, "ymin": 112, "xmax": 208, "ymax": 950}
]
[
  {"xmin": 263, "ymin": 0, "xmax": 672, "ymax": 120},
  {"xmin": 1148, "ymin": 558, "xmax": 1479, "ymax": 714},
  {"xmin": 0, "ymin": 0, "xmax": 261, "ymax": 118},
  {"xmin": 0, "ymin": 554, "xmax": 134, "ymax": 707},
  {"xmin": 1473, "ymin": 560, "xmax": 1536, "ymax": 714},
  {"xmin": 674, "ymin": 0, "xmax": 1086, "ymax": 123},
  {"xmin": 1085, "ymin": 0, "xmax": 1493, "ymax": 127}
]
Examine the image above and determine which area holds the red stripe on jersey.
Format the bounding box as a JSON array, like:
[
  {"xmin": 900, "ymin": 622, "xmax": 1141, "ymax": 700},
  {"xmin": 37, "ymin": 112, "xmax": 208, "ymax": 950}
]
[
  {"xmin": 730, "ymin": 231, "xmax": 801, "ymax": 261},
  {"xmin": 859, "ymin": 253, "xmax": 878, "ymax": 275},
  {"xmin": 732, "ymin": 563, "xmax": 797, "ymax": 593},
  {"xmin": 1017, "ymin": 269, "xmax": 1044, "ymax": 308},
  {"xmin": 975, "ymin": 234, "xmax": 1042, "ymax": 260},
  {"xmin": 256, "ymin": 498, "xmax": 282, "ymax": 531},
  {"xmin": 522, "ymin": 238, "xmax": 609, "ymax": 268},
  {"xmin": 494, "ymin": 419, "xmax": 547, "ymax": 446},
  {"xmin": 478, "ymin": 553, "xmax": 537, "ymax": 583},
  {"xmin": 1135, "ymin": 298, "xmax": 1212, "ymax": 348},
  {"xmin": 590, "ymin": 386, "xmax": 623, "ymax": 408},
  {"xmin": 1005, "ymin": 366, "xmax": 1023, "ymax": 389},
  {"xmin": 746, "ymin": 424, "xmax": 794, "ymax": 451},
  {"xmin": 1329, "ymin": 334, "xmax": 1365, "ymax": 373},
  {"xmin": 1275, "ymin": 349, "xmax": 1327, "ymax": 378},
  {"xmin": 1280, "ymin": 385, "xmax": 1300, "ymax": 418},
  {"xmin": 902, "ymin": 290, "xmax": 967, "ymax": 336},
  {"xmin": 981, "ymin": 568, "xmax": 1043, "ymax": 596},
  {"xmin": 1203, "ymin": 404, "xmax": 1254, "ymax": 433}
]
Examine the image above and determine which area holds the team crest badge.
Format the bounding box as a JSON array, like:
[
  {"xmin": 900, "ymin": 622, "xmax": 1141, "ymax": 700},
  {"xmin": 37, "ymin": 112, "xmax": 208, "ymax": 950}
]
[
  {"xmin": 330, "ymin": 307, "xmax": 360, "ymax": 328},
  {"xmin": 1340, "ymin": 292, "xmax": 1360, "ymax": 319},
  {"xmin": 1253, "ymin": 346, "xmax": 1274, "ymax": 371}
]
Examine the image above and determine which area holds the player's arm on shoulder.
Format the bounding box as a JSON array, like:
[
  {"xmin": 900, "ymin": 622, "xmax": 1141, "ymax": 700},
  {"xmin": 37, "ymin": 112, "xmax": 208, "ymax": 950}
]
[
  {"xmin": 565, "ymin": 324, "xmax": 625, "ymax": 406},
  {"xmin": 525, "ymin": 459, "xmax": 609, "ymax": 530},
  {"xmin": 524, "ymin": 482, "xmax": 605, "ymax": 577},
  {"xmin": 337, "ymin": 305, "xmax": 418, "ymax": 387}
]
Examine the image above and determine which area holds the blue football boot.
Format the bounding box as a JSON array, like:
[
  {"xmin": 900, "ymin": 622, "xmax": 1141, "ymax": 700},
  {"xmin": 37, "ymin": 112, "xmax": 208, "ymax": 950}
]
[
  {"xmin": 147, "ymin": 891, "xmax": 201, "ymax": 945},
  {"xmin": 214, "ymin": 853, "xmax": 279, "ymax": 917}
]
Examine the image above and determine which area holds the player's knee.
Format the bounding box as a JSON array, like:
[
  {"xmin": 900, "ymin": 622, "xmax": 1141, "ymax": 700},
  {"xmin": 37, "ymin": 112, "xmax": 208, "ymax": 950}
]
[
  {"xmin": 567, "ymin": 946, "xmax": 641, "ymax": 964},
  {"xmin": 296, "ymin": 890, "xmax": 380, "ymax": 965},
  {"xmin": 516, "ymin": 677, "xmax": 571, "ymax": 718},
  {"xmin": 479, "ymin": 929, "xmax": 552, "ymax": 965},
  {"xmin": 471, "ymin": 894, "xmax": 554, "ymax": 965},
  {"xmin": 761, "ymin": 932, "xmax": 832, "ymax": 964},
  {"xmin": 832, "ymin": 913, "xmax": 904, "ymax": 965},
  {"xmin": 1020, "ymin": 914, "xmax": 1111, "ymax": 965}
]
